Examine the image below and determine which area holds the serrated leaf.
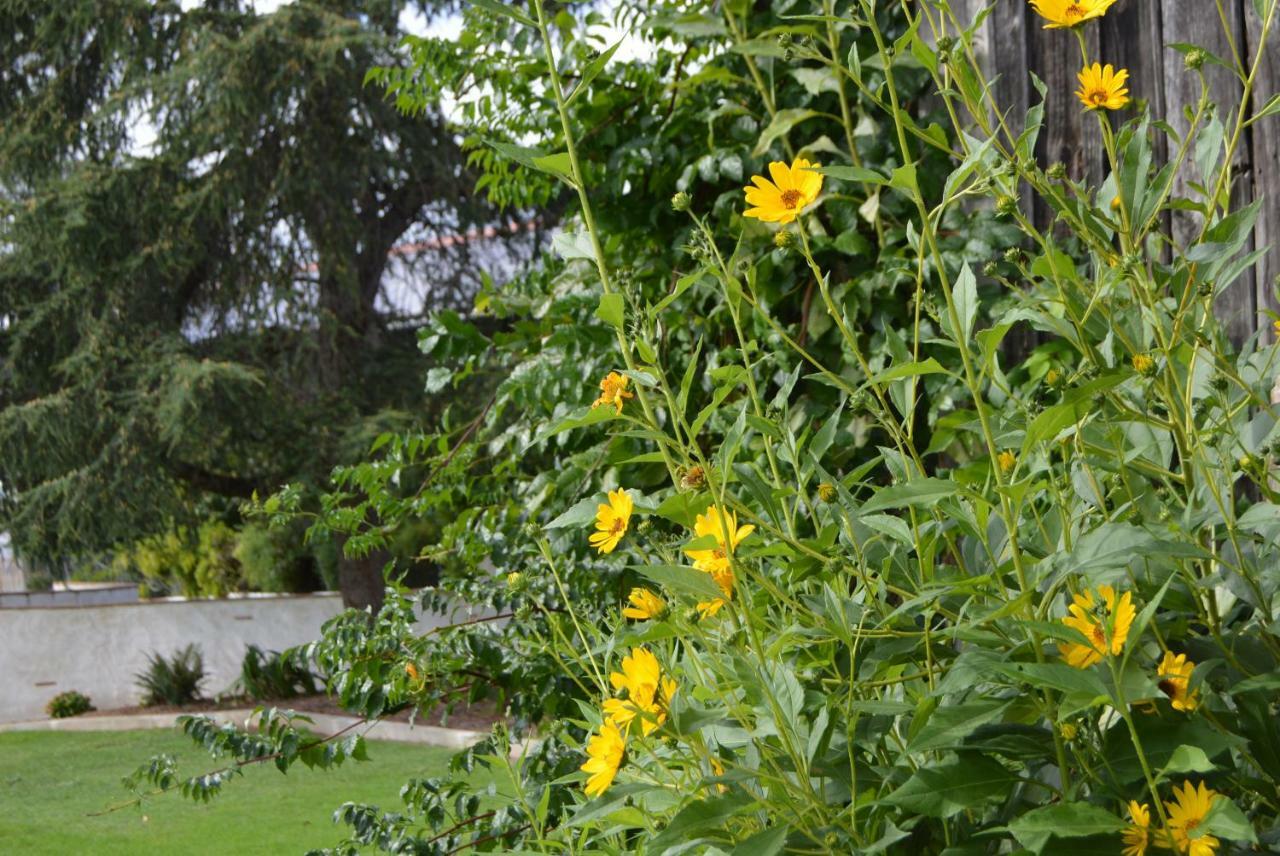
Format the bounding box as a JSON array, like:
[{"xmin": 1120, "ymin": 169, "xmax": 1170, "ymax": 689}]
[{"xmin": 1007, "ymin": 803, "xmax": 1125, "ymax": 853}]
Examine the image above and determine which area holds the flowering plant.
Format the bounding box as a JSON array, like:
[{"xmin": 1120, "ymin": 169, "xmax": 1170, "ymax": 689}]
[{"xmin": 135, "ymin": 0, "xmax": 1280, "ymax": 853}]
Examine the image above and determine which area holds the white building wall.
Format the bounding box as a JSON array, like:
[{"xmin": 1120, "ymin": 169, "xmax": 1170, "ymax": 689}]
[{"xmin": 0, "ymin": 593, "xmax": 485, "ymax": 722}]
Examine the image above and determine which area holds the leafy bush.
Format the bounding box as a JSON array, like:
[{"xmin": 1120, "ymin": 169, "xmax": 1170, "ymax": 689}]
[
  {"xmin": 138, "ymin": 0, "xmax": 1280, "ymax": 852},
  {"xmin": 236, "ymin": 645, "xmax": 320, "ymax": 702},
  {"xmin": 135, "ymin": 645, "xmax": 206, "ymax": 707},
  {"xmin": 46, "ymin": 690, "xmax": 94, "ymax": 719}
]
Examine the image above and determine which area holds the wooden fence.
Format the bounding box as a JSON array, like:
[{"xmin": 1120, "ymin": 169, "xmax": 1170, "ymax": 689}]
[{"xmin": 953, "ymin": 0, "xmax": 1280, "ymax": 345}]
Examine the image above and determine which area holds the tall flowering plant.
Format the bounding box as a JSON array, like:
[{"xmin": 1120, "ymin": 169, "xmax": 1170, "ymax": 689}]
[{"xmin": 133, "ymin": 0, "xmax": 1280, "ymax": 852}]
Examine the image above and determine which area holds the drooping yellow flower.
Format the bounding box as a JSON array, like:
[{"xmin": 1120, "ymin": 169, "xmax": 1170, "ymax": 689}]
[
  {"xmin": 684, "ymin": 506, "xmax": 755, "ymax": 617},
  {"xmin": 580, "ymin": 721, "xmax": 626, "ymax": 797},
  {"xmin": 589, "ymin": 489, "xmax": 633, "ymax": 554},
  {"xmin": 622, "ymin": 587, "xmax": 667, "ymax": 621},
  {"xmin": 593, "ymin": 371, "xmax": 634, "ymax": 414},
  {"xmin": 1158, "ymin": 652, "xmax": 1200, "ymax": 712},
  {"xmin": 1165, "ymin": 781, "xmax": 1220, "ymax": 856},
  {"xmin": 604, "ymin": 647, "xmax": 676, "ymax": 735},
  {"xmin": 1058, "ymin": 584, "xmax": 1135, "ymax": 668},
  {"xmin": 997, "ymin": 450, "xmax": 1017, "ymax": 475},
  {"xmin": 1122, "ymin": 801, "xmax": 1151, "ymax": 856},
  {"xmin": 1076, "ymin": 63, "xmax": 1131, "ymax": 111},
  {"xmin": 743, "ymin": 158, "xmax": 823, "ymax": 224},
  {"xmin": 1029, "ymin": 0, "xmax": 1118, "ymax": 28}
]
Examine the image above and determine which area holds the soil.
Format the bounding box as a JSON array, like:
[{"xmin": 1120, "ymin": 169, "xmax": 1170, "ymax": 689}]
[{"xmin": 80, "ymin": 695, "xmax": 504, "ymax": 733}]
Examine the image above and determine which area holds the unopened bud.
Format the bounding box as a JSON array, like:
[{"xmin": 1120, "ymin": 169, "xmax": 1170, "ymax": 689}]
[
  {"xmin": 671, "ymin": 191, "xmax": 692, "ymax": 212},
  {"xmin": 1185, "ymin": 48, "xmax": 1207, "ymax": 71},
  {"xmin": 774, "ymin": 229, "xmax": 794, "ymax": 250},
  {"xmin": 817, "ymin": 482, "xmax": 837, "ymax": 503}
]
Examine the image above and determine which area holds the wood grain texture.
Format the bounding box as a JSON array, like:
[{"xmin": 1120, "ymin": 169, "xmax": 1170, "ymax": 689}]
[{"xmin": 965, "ymin": 0, "xmax": 1279, "ymax": 345}]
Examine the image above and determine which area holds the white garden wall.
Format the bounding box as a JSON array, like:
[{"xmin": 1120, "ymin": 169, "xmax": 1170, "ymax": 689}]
[{"xmin": 0, "ymin": 592, "xmax": 484, "ymax": 723}]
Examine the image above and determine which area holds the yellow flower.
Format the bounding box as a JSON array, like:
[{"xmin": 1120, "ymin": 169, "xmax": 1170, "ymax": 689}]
[
  {"xmin": 1272, "ymin": 318, "xmax": 1280, "ymax": 338},
  {"xmin": 684, "ymin": 506, "xmax": 755, "ymax": 617},
  {"xmin": 604, "ymin": 647, "xmax": 676, "ymax": 735},
  {"xmin": 593, "ymin": 371, "xmax": 634, "ymax": 414},
  {"xmin": 405, "ymin": 662, "xmax": 422, "ymax": 686},
  {"xmin": 1029, "ymin": 0, "xmax": 1118, "ymax": 28},
  {"xmin": 1165, "ymin": 781, "xmax": 1220, "ymax": 856},
  {"xmin": 997, "ymin": 450, "xmax": 1017, "ymax": 475},
  {"xmin": 1133, "ymin": 353, "xmax": 1156, "ymax": 376},
  {"xmin": 1076, "ymin": 63, "xmax": 1131, "ymax": 111},
  {"xmin": 622, "ymin": 587, "xmax": 667, "ymax": 621},
  {"xmin": 710, "ymin": 756, "xmax": 728, "ymax": 793},
  {"xmin": 1059, "ymin": 722, "xmax": 1078, "ymax": 741},
  {"xmin": 1058, "ymin": 584, "xmax": 1135, "ymax": 668},
  {"xmin": 1121, "ymin": 801, "xmax": 1151, "ymax": 856},
  {"xmin": 589, "ymin": 489, "xmax": 633, "ymax": 554},
  {"xmin": 506, "ymin": 571, "xmax": 522, "ymax": 588},
  {"xmin": 743, "ymin": 157, "xmax": 823, "ymax": 224},
  {"xmin": 580, "ymin": 721, "xmax": 626, "ymax": 797},
  {"xmin": 1158, "ymin": 652, "xmax": 1200, "ymax": 712}
]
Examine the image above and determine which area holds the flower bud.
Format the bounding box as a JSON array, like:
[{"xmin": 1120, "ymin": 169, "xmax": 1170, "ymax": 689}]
[
  {"xmin": 1046, "ymin": 161, "xmax": 1067, "ymax": 181},
  {"xmin": 982, "ymin": 260, "xmax": 999, "ymax": 277},
  {"xmin": 1185, "ymin": 48, "xmax": 1207, "ymax": 71},
  {"xmin": 997, "ymin": 450, "xmax": 1016, "ymax": 475},
  {"xmin": 1132, "ymin": 353, "xmax": 1156, "ymax": 377},
  {"xmin": 1003, "ymin": 247, "xmax": 1027, "ymax": 266},
  {"xmin": 817, "ymin": 482, "xmax": 837, "ymax": 503},
  {"xmin": 995, "ymin": 195, "xmax": 1019, "ymax": 218},
  {"xmin": 671, "ymin": 191, "xmax": 692, "ymax": 212},
  {"xmin": 773, "ymin": 229, "xmax": 794, "ymax": 250},
  {"xmin": 680, "ymin": 465, "xmax": 706, "ymax": 490}
]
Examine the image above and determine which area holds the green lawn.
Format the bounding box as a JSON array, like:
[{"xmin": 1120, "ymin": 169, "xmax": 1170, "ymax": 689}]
[{"xmin": 0, "ymin": 728, "xmax": 465, "ymax": 854}]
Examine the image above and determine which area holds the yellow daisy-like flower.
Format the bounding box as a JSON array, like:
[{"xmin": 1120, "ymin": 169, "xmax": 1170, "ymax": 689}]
[
  {"xmin": 1165, "ymin": 781, "xmax": 1220, "ymax": 856},
  {"xmin": 1076, "ymin": 63, "xmax": 1131, "ymax": 111},
  {"xmin": 1029, "ymin": 0, "xmax": 1118, "ymax": 28},
  {"xmin": 1058, "ymin": 584, "xmax": 1136, "ymax": 668},
  {"xmin": 1157, "ymin": 652, "xmax": 1200, "ymax": 712},
  {"xmin": 589, "ymin": 489, "xmax": 633, "ymax": 554},
  {"xmin": 622, "ymin": 587, "xmax": 667, "ymax": 621},
  {"xmin": 684, "ymin": 506, "xmax": 755, "ymax": 617},
  {"xmin": 743, "ymin": 157, "xmax": 823, "ymax": 224},
  {"xmin": 604, "ymin": 647, "xmax": 677, "ymax": 735},
  {"xmin": 997, "ymin": 450, "xmax": 1017, "ymax": 475},
  {"xmin": 592, "ymin": 371, "xmax": 634, "ymax": 414},
  {"xmin": 580, "ymin": 721, "xmax": 626, "ymax": 797},
  {"xmin": 1122, "ymin": 801, "xmax": 1151, "ymax": 856}
]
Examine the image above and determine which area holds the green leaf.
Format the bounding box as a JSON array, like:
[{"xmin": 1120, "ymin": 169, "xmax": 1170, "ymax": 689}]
[
  {"xmin": 813, "ymin": 165, "xmax": 887, "ymax": 185},
  {"xmin": 908, "ymin": 699, "xmax": 1010, "ymax": 752},
  {"xmin": 596, "ymin": 293, "xmax": 625, "ymax": 331},
  {"xmin": 883, "ymin": 753, "xmax": 1015, "ymax": 818},
  {"xmin": 868, "ymin": 358, "xmax": 950, "ymax": 385},
  {"xmin": 528, "ymin": 405, "xmax": 616, "ymax": 446},
  {"xmin": 551, "ymin": 230, "xmax": 596, "ymax": 261},
  {"xmin": 1201, "ymin": 795, "xmax": 1258, "ymax": 843},
  {"xmin": 889, "ymin": 162, "xmax": 918, "ymax": 195},
  {"xmin": 953, "ymin": 263, "xmax": 978, "ymax": 344},
  {"xmin": 647, "ymin": 792, "xmax": 756, "ymax": 852},
  {"xmin": 565, "ymin": 40, "xmax": 623, "ymax": 107},
  {"xmin": 730, "ymin": 825, "xmax": 788, "ymax": 856},
  {"xmin": 860, "ymin": 478, "xmax": 958, "ymax": 514},
  {"xmin": 469, "ymin": 0, "xmax": 536, "ymax": 28},
  {"xmin": 752, "ymin": 109, "xmax": 820, "ymax": 157},
  {"xmin": 1007, "ymin": 803, "xmax": 1125, "ymax": 854},
  {"xmin": 544, "ymin": 496, "xmax": 603, "ymax": 530},
  {"xmin": 531, "ymin": 151, "xmax": 576, "ymax": 185},
  {"xmin": 633, "ymin": 564, "xmax": 725, "ymax": 602},
  {"xmin": 1159, "ymin": 744, "xmax": 1215, "ymax": 777}
]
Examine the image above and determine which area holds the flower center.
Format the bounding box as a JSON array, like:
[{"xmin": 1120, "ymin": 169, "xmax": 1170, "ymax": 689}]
[
  {"xmin": 1065, "ymin": 3, "xmax": 1085, "ymax": 19},
  {"xmin": 1087, "ymin": 88, "xmax": 1109, "ymax": 106},
  {"xmin": 1091, "ymin": 624, "xmax": 1107, "ymax": 647},
  {"xmin": 610, "ymin": 519, "xmax": 626, "ymax": 535},
  {"xmin": 780, "ymin": 189, "xmax": 803, "ymax": 209}
]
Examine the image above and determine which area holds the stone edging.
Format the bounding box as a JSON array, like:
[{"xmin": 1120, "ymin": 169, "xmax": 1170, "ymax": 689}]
[{"xmin": 0, "ymin": 708, "xmax": 490, "ymax": 750}]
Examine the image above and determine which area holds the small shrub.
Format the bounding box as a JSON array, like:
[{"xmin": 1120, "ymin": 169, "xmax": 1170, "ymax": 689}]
[
  {"xmin": 237, "ymin": 644, "xmax": 319, "ymax": 701},
  {"xmin": 46, "ymin": 690, "xmax": 94, "ymax": 719},
  {"xmin": 135, "ymin": 644, "xmax": 205, "ymax": 706}
]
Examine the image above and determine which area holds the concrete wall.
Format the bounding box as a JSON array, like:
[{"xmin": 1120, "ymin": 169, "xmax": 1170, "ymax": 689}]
[
  {"xmin": 0, "ymin": 584, "xmax": 139, "ymax": 609},
  {"xmin": 0, "ymin": 592, "xmax": 491, "ymax": 723}
]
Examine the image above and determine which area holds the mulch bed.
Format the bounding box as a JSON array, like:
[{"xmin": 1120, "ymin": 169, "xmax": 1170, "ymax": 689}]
[{"xmin": 81, "ymin": 695, "xmax": 504, "ymax": 732}]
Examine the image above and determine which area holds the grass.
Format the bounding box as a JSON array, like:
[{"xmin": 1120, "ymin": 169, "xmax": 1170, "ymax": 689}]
[{"xmin": 0, "ymin": 727, "xmax": 468, "ymax": 854}]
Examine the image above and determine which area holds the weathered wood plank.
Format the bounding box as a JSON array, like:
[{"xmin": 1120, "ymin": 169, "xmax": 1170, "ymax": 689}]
[
  {"xmin": 1162, "ymin": 0, "xmax": 1256, "ymax": 345},
  {"xmin": 1245, "ymin": 0, "xmax": 1280, "ymax": 343}
]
